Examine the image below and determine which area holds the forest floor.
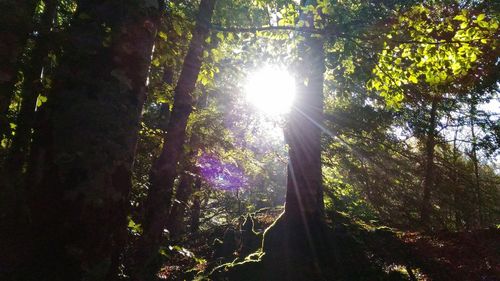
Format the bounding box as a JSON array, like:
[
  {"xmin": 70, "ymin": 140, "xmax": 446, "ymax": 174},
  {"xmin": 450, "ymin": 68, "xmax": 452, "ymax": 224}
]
[
  {"xmin": 397, "ymin": 228, "xmax": 499, "ymax": 280},
  {"xmin": 158, "ymin": 209, "xmax": 499, "ymax": 281}
]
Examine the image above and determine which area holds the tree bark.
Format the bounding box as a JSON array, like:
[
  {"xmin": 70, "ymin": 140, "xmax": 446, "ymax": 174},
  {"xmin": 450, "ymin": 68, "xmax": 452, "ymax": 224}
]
[
  {"xmin": 190, "ymin": 176, "xmax": 202, "ymax": 234},
  {"xmin": 131, "ymin": 0, "xmax": 216, "ymax": 278},
  {"xmin": 18, "ymin": 1, "xmax": 160, "ymax": 280},
  {"xmin": 0, "ymin": 2, "xmax": 58, "ymax": 273},
  {"xmin": 420, "ymin": 95, "xmax": 439, "ymax": 230},
  {"xmin": 166, "ymin": 110, "xmax": 204, "ymax": 240},
  {"xmin": 166, "ymin": 169, "xmax": 194, "ymax": 240},
  {"xmin": 452, "ymin": 129, "xmax": 462, "ymax": 230},
  {"xmin": 263, "ymin": 2, "xmax": 327, "ymax": 277},
  {"xmin": 153, "ymin": 4, "xmax": 178, "ymax": 130},
  {"xmin": 0, "ymin": 0, "xmax": 38, "ymax": 140},
  {"xmin": 469, "ymin": 100, "xmax": 482, "ymax": 227},
  {"xmin": 284, "ymin": 2, "xmax": 325, "ymax": 227},
  {"xmin": 158, "ymin": 66, "xmax": 174, "ymax": 129}
]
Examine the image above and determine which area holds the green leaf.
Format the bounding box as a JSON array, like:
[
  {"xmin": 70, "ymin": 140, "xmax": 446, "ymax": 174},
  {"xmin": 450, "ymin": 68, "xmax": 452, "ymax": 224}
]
[
  {"xmin": 477, "ymin": 20, "xmax": 489, "ymax": 28},
  {"xmin": 470, "ymin": 53, "xmax": 477, "ymax": 62},
  {"xmin": 127, "ymin": 217, "xmax": 142, "ymax": 234},
  {"xmin": 36, "ymin": 95, "xmax": 48, "ymax": 107},
  {"xmin": 216, "ymin": 32, "xmax": 224, "ymax": 41},
  {"xmin": 453, "ymin": 14, "xmax": 467, "ymax": 22},
  {"xmin": 158, "ymin": 247, "xmax": 169, "ymax": 257},
  {"xmin": 151, "ymin": 58, "xmax": 160, "ymax": 67},
  {"xmin": 158, "ymin": 31, "xmax": 167, "ymax": 40}
]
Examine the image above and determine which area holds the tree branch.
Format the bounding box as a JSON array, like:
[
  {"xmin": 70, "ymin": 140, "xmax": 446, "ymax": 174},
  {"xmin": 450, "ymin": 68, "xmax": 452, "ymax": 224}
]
[{"xmin": 210, "ymin": 23, "xmax": 325, "ymax": 34}]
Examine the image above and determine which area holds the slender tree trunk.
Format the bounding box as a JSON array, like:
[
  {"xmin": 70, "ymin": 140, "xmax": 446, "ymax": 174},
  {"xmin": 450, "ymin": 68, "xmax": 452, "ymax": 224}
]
[
  {"xmin": 131, "ymin": 0, "xmax": 216, "ymax": 278},
  {"xmin": 0, "ymin": 0, "xmax": 38, "ymax": 140},
  {"xmin": 256, "ymin": 177, "xmax": 266, "ymax": 209},
  {"xmin": 166, "ymin": 169, "xmax": 194, "ymax": 240},
  {"xmin": 158, "ymin": 66, "xmax": 174, "ymax": 128},
  {"xmin": 420, "ymin": 96, "xmax": 439, "ymax": 230},
  {"xmin": 153, "ymin": 5, "xmax": 179, "ymax": 130},
  {"xmin": 469, "ymin": 101, "xmax": 482, "ymax": 227},
  {"xmin": 190, "ymin": 176, "xmax": 202, "ymax": 234},
  {"xmin": 452, "ymin": 129, "xmax": 461, "ymax": 230},
  {"xmin": 5, "ymin": 0, "xmax": 58, "ymax": 179},
  {"xmin": 18, "ymin": 1, "xmax": 160, "ymax": 280},
  {"xmin": 166, "ymin": 101, "xmax": 205, "ymax": 240}
]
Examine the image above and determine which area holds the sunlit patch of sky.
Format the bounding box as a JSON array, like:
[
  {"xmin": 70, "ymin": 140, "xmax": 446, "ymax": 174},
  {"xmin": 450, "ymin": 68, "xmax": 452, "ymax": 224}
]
[
  {"xmin": 478, "ymin": 98, "xmax": 500, "ymax": 119},
  {"xmin": 472, "ymin": 97, "xmax": 499, "ymax": 170}
]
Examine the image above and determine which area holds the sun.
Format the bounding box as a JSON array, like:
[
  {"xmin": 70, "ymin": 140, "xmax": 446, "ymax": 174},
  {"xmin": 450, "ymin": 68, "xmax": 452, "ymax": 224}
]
[{"xmin": 245, "ymin": 65, "xmax": 296, "ymax": 116}]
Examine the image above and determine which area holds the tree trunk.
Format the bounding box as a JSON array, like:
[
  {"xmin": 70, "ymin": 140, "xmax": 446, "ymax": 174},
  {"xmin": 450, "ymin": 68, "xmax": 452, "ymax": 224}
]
[
  {"xmin": 452, "ymin": 129, "xmax": 461, "ymax": 230},
  {"xmin": 420, "ymin": 95, "xmax": 439, "ymax": 230},
  {"xmin": 5, "ymin": 0, "xmax": 58, "ymax": 179},
  {"xmin": 166, "ymin": 169, "xmax": 194, "ymax": 240},
  {"xmin": 166, "ymin": 105, "xmax": 205, "ymax": 240},
  {"xmin": 153, "ymin": 4, "xmax": 178, "ymax": 130},
  {"xmin": 284, "ymin": 3, "xmax": 325, "ymax": 227},
  {"xmin": 131, "ymin": 0, "xmax": 216, "ymax": 278},
  {"xmin": 190, "ymin": 176, "xmax": 202, "ymax": 234},
  {"xmin": 0, "ymin": 2, "xmax": 58, "ymax": 273},
  {"xmin": 469, "ymin": 100, "xmax": 482, "ymax": 227},
  {"xmin": 262, "ymin": 1, "xmax": 327, "ymax": 278},
  {"xmin": 158, "ymin": 66, "xmax": 174, "ymax": 129},
  {"xmin": 0, "ymin": 0, "xmax": 38, "ymax": 140},
  {"xmin": 18, "ymin": 1, "xmax": 160, "ymax": 280}
]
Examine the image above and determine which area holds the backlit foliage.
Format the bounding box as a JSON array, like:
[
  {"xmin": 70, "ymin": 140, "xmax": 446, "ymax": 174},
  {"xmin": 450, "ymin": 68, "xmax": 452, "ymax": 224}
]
[{"xmin": 368, "ymin": 4, "xmax": 499, "ymax": 107}]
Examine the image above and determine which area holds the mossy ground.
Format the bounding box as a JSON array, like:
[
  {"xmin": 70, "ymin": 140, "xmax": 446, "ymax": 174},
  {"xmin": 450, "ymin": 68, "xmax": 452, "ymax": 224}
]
[
  {"xmin": 208, "ymin": 211, "xmax": 414, "ymax": 281},
  {"xmin": 160, "ymin": 209, "xmax": 499, "ymax": 281}
]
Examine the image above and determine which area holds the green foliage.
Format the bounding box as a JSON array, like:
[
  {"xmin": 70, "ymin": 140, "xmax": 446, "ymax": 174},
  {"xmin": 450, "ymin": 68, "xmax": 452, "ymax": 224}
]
[
  {"xmin": 323, "ymin": 165, "xmax": 377, "ymax": 220},
  {"xmin": 368, "ymin": 4, "xmax": 498, "ymax": 108},
  {"xmin": 127, "ymin": 216, "xmax": 142, "ymax": 236}
]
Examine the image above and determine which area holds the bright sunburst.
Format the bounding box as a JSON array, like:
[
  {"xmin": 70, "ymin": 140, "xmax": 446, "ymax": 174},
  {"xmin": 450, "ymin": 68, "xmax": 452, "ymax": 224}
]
[{"xmin": 245, "ymin": 65, "xmax": 296, "ymax": 116}]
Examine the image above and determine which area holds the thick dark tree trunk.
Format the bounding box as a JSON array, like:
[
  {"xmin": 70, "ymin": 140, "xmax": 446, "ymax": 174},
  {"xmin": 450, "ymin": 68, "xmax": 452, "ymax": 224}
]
[
  {"xmin": 284, "ymin": 3, "xmax": 325, "ymax": 229},
  {"xmin": 12, "ymin": 1, "xmax": 161, "ymax": 280},
  {"xmin": 420, "ymin": 96, "xmax": 439, "ymax": 230},
  {"xmin": 0, "ymin": 0, "xmax": 38, "ymax": 140},
  {"xmin": 0, "ymin": 2, "xmax": 58, "ymax": 272},
  {"xmin": 5, "ymin": 0, "xmax": 58, "ymax": 179},
  {"xmin": 131, "ymin": 0, "xmax": 216, "ymax": 279},
  {"xmin": 261, "ymin": 2, "xmax": 327, "ymax": 280}
]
